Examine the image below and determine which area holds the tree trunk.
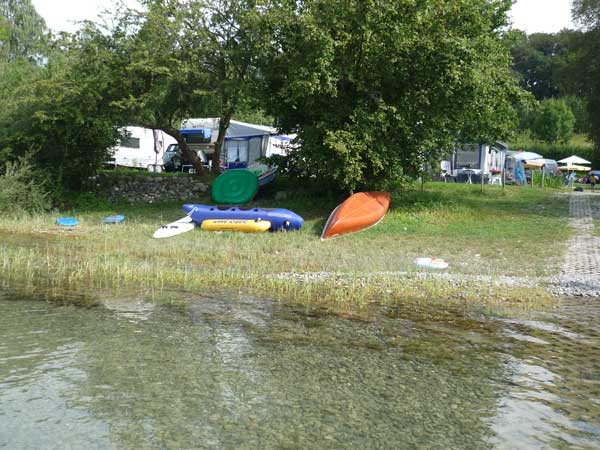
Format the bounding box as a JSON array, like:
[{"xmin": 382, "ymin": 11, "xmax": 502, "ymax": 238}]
[
  {"xmin": 160, "ymin": 127, "xmax": 205, "ymax": 176},
  {"xmin": 212, "ymin": 109, "xmax": 234, "ymax": 174}
]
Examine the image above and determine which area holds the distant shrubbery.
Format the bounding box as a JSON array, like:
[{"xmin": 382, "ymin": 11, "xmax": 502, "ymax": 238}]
[{"xmin": 0, "ymin": 159, "xmax": 50, "ymax": 213}]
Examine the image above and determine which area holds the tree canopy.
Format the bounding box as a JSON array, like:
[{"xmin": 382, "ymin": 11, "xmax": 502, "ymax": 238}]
[
  {"xmin": 1, "ymin": 0, "xmax": 558, "ymax": 195},
  {"xmin": 73, "ymin": 0, "xmax": 217, "ymax": 174},
  {"xmin": 530, "ymin": 98, "xmax": 576, "ymax": 143},
  {"xmin": 257, "ymin": 0, "xmax": 521, "ymax": 192},
  {"xmin": 571, "ymin": 0, "xmax": 600, "ymax": 151},
  {"xmin": 0, "ymin": 0, "xmax": 46, "ymax": 62}
]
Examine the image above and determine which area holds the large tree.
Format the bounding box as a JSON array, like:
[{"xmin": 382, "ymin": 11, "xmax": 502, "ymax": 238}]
[
  {"xmin": 74, "ymin": 0, "xmax": 263, "ymax": 175},
  {"xmin": 0, "ymin": 47, "xmax": 120, "ymax": 189},
  {"xmin": 0, "ymin": 1, "xmax": 118, "ymax": 189},
  {"xmin": 572, "ymin": 0, "xmax": 600, "ymax": 152},
  {"xmin": 0, "ymin": 0, "xmax": 46, "ymax": 62},
  {"xmin": 257, "ymin": 0, "xmax": 523, "ymax": 192},
  {"xmin": 507, "ymin": 30, "xmax": 586, "ymax": 100},
  {"xmin": 573, "ymin": 0, "xmax": 600, "ymax": 27},
  {"xmin": 75, "ymin": 0, "xmax": 216, "ymax": 175},
  {"xmin": 183, "ymin": 0, "xmax": 264, "ymax": 173}
]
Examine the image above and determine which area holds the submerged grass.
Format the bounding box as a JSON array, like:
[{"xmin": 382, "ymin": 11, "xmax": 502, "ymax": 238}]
[{"xmin": 0, "ymin": 182, "xmax": 570, "ymax": 310}]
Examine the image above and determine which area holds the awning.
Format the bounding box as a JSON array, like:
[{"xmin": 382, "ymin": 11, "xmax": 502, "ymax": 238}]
[{"xmin": 524, "ymin": 160, "xmax": 546, "ymax": 169}]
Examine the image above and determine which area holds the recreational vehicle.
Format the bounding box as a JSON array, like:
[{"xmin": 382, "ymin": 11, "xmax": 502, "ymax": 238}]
[
  {"xmin": 440, "ymin": 142, "xmax": 508, "ymax": 183},
  {"xmin": 110, "ymin": 127, "xmax": 177, "ymax": 171},
  {"xmin": 179, "ymin": 118, "xmax": 294, "ymax": 169}
]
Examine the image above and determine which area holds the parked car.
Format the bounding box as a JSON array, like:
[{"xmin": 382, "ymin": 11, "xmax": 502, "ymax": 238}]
[{"xmin": 162, "ymin": 144, "xmax": 209, "ymax": 172}]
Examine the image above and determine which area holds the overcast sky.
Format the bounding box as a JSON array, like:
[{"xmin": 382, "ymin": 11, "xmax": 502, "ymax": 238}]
[{"xmin": 31, "ymin": 0, "xmax": 575, "ymax": 35}]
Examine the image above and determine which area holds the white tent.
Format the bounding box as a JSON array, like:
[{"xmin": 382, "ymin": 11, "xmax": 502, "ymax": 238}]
[{"xmin": 558, "ymin": 155, "xmax": 591, "ymax": 166}]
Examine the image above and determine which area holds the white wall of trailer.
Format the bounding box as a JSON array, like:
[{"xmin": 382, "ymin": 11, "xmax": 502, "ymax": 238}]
[{"xmin": 111, "ymin": 127, "xmax": 177, "ymax": 170}]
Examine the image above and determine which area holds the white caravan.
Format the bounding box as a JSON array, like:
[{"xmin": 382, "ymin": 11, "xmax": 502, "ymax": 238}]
[
  {"xmin": 440, "ymin": 142, "xmax": 510, "ymax": 183},
  {"xmin": 110, "ymin": 127, "xmax": 177, "ymax": 171}
]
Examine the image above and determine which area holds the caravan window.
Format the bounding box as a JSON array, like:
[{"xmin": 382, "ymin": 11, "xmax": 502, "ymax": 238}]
[
  {"xmin": 184, "ymin": 128, "xmax": 212, "ymax": 144},
  {"xmin": 225, "ymin": 139, "xmax": 249, "ymax": 163},
  {"xmin": 455, "ymin": 144, "xmax": 480, "ymax": 169},
  {"xmin": 121, "ymin": 136, "xmax": 140, "ymax": 149}
]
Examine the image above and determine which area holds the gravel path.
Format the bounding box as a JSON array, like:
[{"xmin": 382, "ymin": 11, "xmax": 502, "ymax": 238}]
[{"xmin": 549, "ymin": 192, "xmax": 600, "ymax": 297}]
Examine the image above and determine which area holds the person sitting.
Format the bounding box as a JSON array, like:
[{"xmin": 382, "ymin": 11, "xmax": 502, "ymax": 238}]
[{"xmin": 505, "ymin": 167, "xmax": 515, "ymax": 183}]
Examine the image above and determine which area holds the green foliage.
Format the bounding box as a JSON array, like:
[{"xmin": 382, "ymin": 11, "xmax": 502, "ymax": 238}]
[
  {"xmin": 563, "ymin": 95, "xmax": 590, "ymax": 134},
  {"xmin": 508, "ymin": 31, "xmax": 563, "ymax": 100},
  {"xmin": 573, "ymin": 0, "xmax": 600, "ymax": 27},
  {"xmin": 192, "ymin": 0, "xmax": 268, "ymax": 172},
  {"xmin": 0, "ymin": 0, "xmax": 119, "ymax": 191},
  {"xmin": 530, "ymin": 98, "xmax": 576, "ymax": 143},
  {"xmin": 0, "ymin": 0, "xmax": 47, "ymax": 62},
  {"xmin": 571, "ymin": 2, "xmax": 600, "ymax": 159},
  {"xmin": 0, "ymin": 158, "xmax": 50, "ymax": 213},
  {"xmin": 62, "ymin": 192, "xmax": 112, "ymax": 211},
  {"xmin": 258, "ymin": 0, "xmax": 521, "ymax": 193},
  {"xmin": 531, "ymin": 171, "xmax": 563, "ymax": 189},
  {"xmin": 72, "ymin": 0, "xmax": 264, "ymax": 175},
  {"xmin": 0, "ymin": 50, "xmax": 120, "ymax": 189},
  {"xmin": 506, "ymin": 30, "xmax": 592, "ymax": 145}
]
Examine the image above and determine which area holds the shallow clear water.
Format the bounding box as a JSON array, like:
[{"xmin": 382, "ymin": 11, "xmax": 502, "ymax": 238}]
[{"xmin": 1, "ymin": 288, "xmax": 599, "ymax": 449}]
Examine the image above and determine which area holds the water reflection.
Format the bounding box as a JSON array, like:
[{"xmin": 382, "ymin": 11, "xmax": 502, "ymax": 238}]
[{"xmin": 1, "ymin": 287, "xmax": 599, "ymax": 449}]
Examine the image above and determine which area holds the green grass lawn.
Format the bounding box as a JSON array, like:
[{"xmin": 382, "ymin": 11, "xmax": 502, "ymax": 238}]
[{"xmin": 0, "ymin": 182, "xmax": 571, "ymax": 309}]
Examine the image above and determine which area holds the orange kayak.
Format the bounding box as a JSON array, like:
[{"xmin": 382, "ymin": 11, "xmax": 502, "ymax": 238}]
[{"xmin": 321, "ymin": 192, "xmax": 391, "ymax": 240}]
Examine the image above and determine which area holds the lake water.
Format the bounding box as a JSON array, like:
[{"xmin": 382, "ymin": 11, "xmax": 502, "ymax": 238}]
[{"xmin": 1, "ymin": 287, "xmax": 599, "ymax": 449}]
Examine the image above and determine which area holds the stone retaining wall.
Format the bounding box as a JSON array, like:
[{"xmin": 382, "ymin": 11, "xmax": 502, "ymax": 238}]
[{"xmin": 89, "ymin": 173, "xmax": 210, "ymax": 203}]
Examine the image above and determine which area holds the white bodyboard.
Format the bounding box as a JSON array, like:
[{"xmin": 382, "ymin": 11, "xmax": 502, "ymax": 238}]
[{"xmin": 153, "ymin": 216, "xmax": 196, "ymax": 239}]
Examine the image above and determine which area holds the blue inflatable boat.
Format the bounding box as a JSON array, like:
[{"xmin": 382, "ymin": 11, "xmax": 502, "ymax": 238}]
[{"xmin": 182, "ymin": 204, "xmax": 303, "ymax": 231}]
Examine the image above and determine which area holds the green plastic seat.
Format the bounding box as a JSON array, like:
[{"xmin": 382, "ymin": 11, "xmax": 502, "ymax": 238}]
[{"xmin": 211, "ymin": 169, "xmax": 259, "ymax": 205}]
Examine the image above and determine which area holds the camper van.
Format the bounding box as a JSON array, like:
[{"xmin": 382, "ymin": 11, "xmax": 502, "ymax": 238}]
[
  {"xmin": 179, "ymin": 118, "xmax": 294, "ymax": 169},
  {"xmin": 110, "ymin": 127, "xmax": 177, "ymax": 171},
  {"xmin": 440, "ymin": 142, "xmax": 507, "ymax": 183}
]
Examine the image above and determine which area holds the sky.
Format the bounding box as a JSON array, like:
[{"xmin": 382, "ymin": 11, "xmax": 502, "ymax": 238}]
[{"xmin": 31, "ymin": 0, "xmax": 575, "ymax": 35}]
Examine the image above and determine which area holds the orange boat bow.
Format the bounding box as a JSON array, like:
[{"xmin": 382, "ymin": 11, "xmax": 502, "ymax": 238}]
[{"xmin": 321, "ymin": 192, "xmax": 391, "ymax": 240}]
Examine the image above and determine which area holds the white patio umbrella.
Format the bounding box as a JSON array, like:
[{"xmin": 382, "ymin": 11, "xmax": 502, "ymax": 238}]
[
  {"xmin": 558, "ymin": 155, "xmax": 591, "ymax": 166},
  {"xmin": 558, "ymin": 164, "xmax": 591, "ymax": 172}
]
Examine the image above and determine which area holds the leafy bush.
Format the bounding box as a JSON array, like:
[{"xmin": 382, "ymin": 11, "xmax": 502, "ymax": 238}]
[
  {"xmin": 563, "ymin": 95, "xmax": 590, "ymax": 134},
  {"xmin": 0, "ymin": 159, "xmax": 51, "ymax": 213},
  {"xmin": 531, "ymin": 98, "xmax": 576, "ymax": 143}
]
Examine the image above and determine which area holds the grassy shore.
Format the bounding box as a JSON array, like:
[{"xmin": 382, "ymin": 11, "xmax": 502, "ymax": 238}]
[{"xmin": 0, "ymin": 182, "xmax": 571, "ymax": 310}]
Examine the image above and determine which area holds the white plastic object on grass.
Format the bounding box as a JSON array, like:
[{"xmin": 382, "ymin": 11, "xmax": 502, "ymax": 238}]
[
  {"xmin": 152, "ymin": 216, "xmax": 195, "ymax": 239},
  {"xmin": 414, "ymin": 257, "xmax": 449, "ymax": 270}
]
